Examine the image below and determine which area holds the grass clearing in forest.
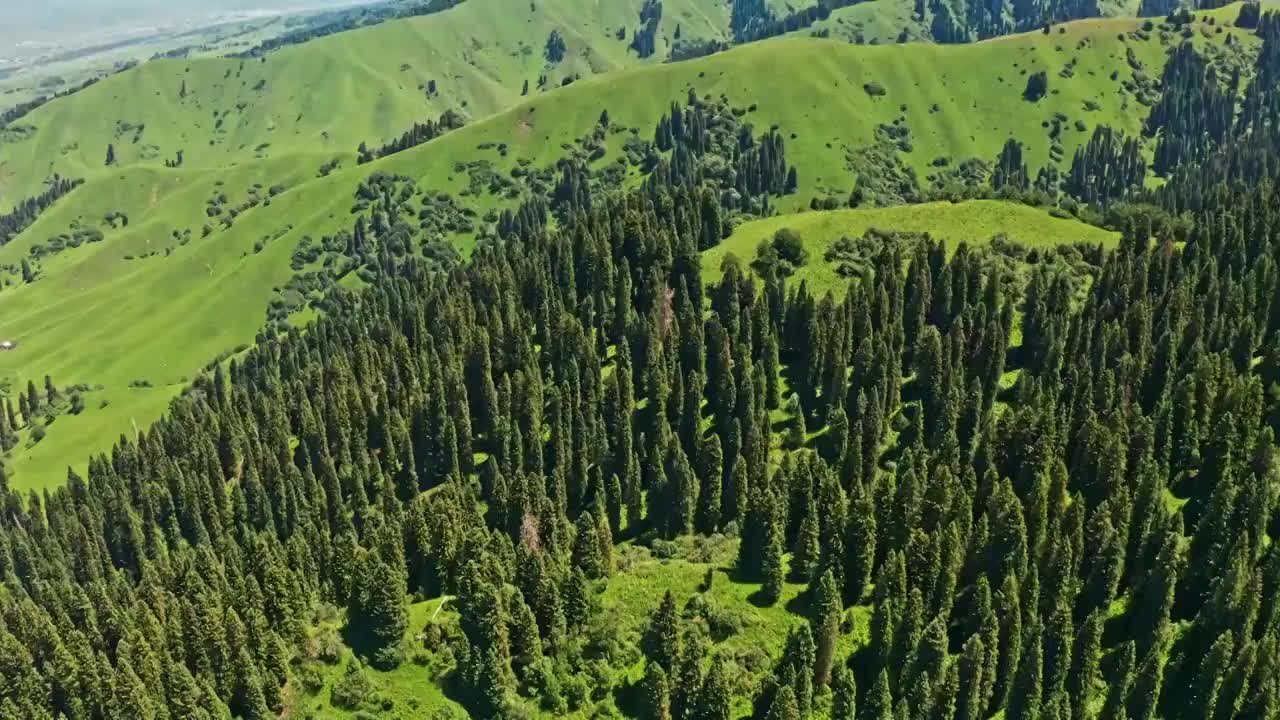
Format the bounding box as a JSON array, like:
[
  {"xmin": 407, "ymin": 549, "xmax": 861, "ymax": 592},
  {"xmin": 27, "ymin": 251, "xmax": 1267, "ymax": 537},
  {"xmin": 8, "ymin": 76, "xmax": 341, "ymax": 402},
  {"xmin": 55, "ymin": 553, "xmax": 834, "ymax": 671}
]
[
  {"xmin": 702, "ymin": 199, "xmax": 1120, "ymax": 297},
  {"xmin": 288, "ymin": 537, "xmax": 873, "ymax": 719}
]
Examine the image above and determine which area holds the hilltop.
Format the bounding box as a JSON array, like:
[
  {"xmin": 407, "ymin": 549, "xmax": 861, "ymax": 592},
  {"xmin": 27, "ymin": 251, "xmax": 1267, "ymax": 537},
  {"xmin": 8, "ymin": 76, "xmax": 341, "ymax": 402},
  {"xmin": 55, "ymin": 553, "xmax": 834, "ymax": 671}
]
[{"xmin": 702, "ymin": 200, "xmax": 1120, "ymax": 297}]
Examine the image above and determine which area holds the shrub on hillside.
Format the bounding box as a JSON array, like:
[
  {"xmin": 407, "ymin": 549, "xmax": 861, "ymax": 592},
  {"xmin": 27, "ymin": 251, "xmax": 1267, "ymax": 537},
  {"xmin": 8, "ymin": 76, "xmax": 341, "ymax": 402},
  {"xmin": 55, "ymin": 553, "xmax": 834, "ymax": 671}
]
[
  {"xmin": 330, "ymin": 661, "xmax": 377, "ymax": 710},
  {"xmin": 753, "ymin": 227, "xmax": 809, "ymax": 278},
  {"xmin": 771, "ymin": 228, "xmax": 808, "ymax": 267},
  {"xmin": 1025, "ymin": 71, "xmax": 1049, "ymax": 101}
]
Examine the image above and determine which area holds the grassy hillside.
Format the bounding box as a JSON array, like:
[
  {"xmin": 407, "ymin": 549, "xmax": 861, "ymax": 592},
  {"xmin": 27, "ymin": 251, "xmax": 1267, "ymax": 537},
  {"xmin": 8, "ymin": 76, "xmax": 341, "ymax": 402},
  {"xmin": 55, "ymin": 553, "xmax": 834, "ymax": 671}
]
[
  {"xmin": 370, "ymin": 9, "xmax": 1259, "ymax": 211},
  {"xmin": 0, "ymin": 0, "xmax": 729, "ymax": 209},
  {"xmin": 0, "ymin": 8, "xmax": 1260, "ymax": 490},
  {"xmin": 702, "ymin": 200, "xmax": 1120, "ymax": 296},
  {"xmin": 5, "ymin": 0, "xmax": 1267, "ymax": 210},
  {"xmin": 793, "ymin": 0, "xmax": 930, "ymax": 44},
  {"xmin": 0, "ymin": 156, "xmax": 332, "ymax": 489}
]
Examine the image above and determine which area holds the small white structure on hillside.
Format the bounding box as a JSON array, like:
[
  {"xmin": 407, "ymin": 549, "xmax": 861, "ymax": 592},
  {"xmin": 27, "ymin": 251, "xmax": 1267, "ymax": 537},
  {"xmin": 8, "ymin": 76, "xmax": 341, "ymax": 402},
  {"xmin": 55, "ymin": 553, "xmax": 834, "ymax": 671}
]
[{"xmin": 0, "ymin": 341, "xmax": 16, "ymax": 351}]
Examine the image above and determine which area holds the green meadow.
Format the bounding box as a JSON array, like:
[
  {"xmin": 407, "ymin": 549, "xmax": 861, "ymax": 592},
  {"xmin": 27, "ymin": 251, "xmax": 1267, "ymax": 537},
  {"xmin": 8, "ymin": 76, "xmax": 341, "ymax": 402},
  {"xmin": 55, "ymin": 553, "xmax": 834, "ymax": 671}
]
[{"xmin": 703, "ymin": 200, "xmax": 1121, "ymax": 296}]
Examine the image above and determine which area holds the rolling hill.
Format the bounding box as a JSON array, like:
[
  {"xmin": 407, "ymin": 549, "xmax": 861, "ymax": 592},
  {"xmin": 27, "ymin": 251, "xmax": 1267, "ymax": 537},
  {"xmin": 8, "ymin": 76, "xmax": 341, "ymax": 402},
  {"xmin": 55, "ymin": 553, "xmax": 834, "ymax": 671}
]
[
  {"xmin": 0, "ymin": 5, "xmax": 1265, "ymax": 490},
  {"xmin": 0, "ymin": 0, "xmax": 733, "ymax": 209}
]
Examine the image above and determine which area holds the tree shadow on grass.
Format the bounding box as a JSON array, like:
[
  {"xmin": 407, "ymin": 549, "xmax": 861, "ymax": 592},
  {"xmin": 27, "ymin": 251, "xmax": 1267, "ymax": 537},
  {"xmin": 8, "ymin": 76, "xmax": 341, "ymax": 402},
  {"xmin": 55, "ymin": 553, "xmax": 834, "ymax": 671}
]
[
  {"xmin": 614, "ymin": 673, "xmax": 648, "ymax": 719},
  {"xmin": 339, "ymin": 616, "xmax": 376, "ymax": 668},
  {"xmin": 746, "ymin": 587, "xmax": 781, "ymax": 608},
  {"xmin": 784, "ymin": 583, "xmax": 815, "ymax": 618}
]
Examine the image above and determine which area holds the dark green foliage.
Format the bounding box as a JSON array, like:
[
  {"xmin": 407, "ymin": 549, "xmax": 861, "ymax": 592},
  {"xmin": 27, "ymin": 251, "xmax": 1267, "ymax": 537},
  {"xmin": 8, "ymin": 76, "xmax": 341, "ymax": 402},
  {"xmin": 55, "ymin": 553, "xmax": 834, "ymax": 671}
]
[
  {"xmin": 631, "ymin": 0, "xmax": 663, "ymax": 58},
  {"xmin": 928, "ymin": 0, "xmax": 1101, "ymax": 41},
  {"xmin": 0, "ymin": 176, "xmax": 84, "ymax": 247},
  {"xmin": 1144, "ymin": 43, "xmax": 1235, "ymax": 175},
  {"xmin": 1024, "ymin": 71, "xmax": 1048, "ymax": 101},
  {"xmin": 644, "ymin": 592, "xmax": 681, "ymax": 672},
  {"xmin": 348, "ymin": 549, "xmax": 408, "ymax": 669},
  {"xmin": 864, "ymin": 669, "xmax": 894, "ymax": 720},
  {"xmin": 756, "ymin": 227, "xmax": 809, "ymax": 278},
  {"xmin": 646, "ymin": 660, "xmax": 673, "ymax": 720},
  {"xmin": 992, "ymin": 139, "xmax": 1030, "ymax": 191},
  {"xmin": 1064, "ymin": 125, "xmax": 1145, "ymax": 205},
  {"xmin": 765, "ymin": 685, "xmax": 800, "ymax": 720},
  {"xmin": 357, "ymin": 110, "xmax": 464, "ymax": 164},
  {"xmin": 813, "ymin": 569, "xmax": 842, "ymax": 687},
  {"xmin": 700, "ymin": 657, "xmax": 733, "ymax": 720},
  {"xmin": 832, "ymin": 663, "xmax": 857, "ymax": 720},
  {"xmin": 546, "ymin": 30, "xmax": 567, "ymax": 63},
  {"xmin": 1237, "ymin": 2, "xmax": 1261, "ymax": 27}
]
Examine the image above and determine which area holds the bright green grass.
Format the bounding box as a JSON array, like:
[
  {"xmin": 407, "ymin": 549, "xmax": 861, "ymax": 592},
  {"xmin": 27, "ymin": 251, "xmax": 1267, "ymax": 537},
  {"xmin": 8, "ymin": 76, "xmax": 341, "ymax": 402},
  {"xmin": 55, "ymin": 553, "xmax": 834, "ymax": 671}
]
[
  {"xmin": 290, "ymin": 598, "xmax": 468, "ymax": 719},
  {"xmin": 701, "ymin": 199, "xmax": 1121, "ymax": 296},
  {"xmin": 798, "ymin": 0, "xmax": 929, "ymax": 44},
  {"xmin": 0, "ymin": 9, "xmax": 1253, "ymax": 490},
  {"xmin": 0, "ymin": 156, "xmax": 336, "ymax": 491},
  {"xmin": 371, "ymin": 8, "xmax": 1259, "ymax": 214},
  {"xmin": 0, "ymin": 0, "xmax": 731, "ymax": 210}
]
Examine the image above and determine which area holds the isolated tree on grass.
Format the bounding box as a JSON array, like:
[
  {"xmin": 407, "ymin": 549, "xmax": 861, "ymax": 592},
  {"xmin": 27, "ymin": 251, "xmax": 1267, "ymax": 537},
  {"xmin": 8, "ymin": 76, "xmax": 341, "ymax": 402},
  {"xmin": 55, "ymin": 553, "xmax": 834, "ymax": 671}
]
[
  {"xmin": 762, "ymin": 514, "xmax": 786, "ymax": 605},
  {"xmin": 1024, "ymin": 71, "xmax": 1048, "ymax": 101}
]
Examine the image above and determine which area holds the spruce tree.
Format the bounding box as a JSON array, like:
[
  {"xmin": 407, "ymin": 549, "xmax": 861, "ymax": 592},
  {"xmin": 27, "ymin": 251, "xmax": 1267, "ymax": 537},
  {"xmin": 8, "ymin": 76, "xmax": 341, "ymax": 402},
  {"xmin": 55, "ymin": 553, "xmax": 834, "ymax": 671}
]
[
  {"xmin": 1099, "ymin": 641, "xmax": 1135, "ymax": 720},
  {"xmin": 813, "ymin": 568, "xmax": 843, "ymax": 687},
  {"xmin": 699, "ymin": 657, "xmax": 733, "ymax": 720},
  {"xmin": 349, "ymin": 549, "xmax": 408, "ymax": 670},
  {"xmin": 832, "ymin": 662, "xmax": 857, "ymax": 720},
  {"xmin": 645, "ymin": 661, "xmax": 673, "ymax": 720},
  {"xmin": 573, "ymin": 511, "xmax": 605, "ymax": 578},
  {"xmin": 644, "ymin": 592, "xmax": 681, "ymax": 672},
  {"xmin": 863, "ymin": 669, "xmax": 894, "ymax": 720},
  {"xmin": 762, "ymin": 510, "xmax": 786, "ymax": 606},
  {"xmin": 766, "ymin": 685, "xmax": 801, "ymax": 720},
  {"xmin": 1007, "ymin": 624, "xmax": 1043, "ymax": 720}
]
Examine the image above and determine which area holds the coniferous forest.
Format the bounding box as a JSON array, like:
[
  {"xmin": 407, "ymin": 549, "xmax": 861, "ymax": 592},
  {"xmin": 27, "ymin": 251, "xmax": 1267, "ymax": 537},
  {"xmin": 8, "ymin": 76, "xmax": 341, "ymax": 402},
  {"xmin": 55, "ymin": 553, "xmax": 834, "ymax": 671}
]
[{"xmin": 1, "ymin": 6, "xmax": 1280, "ymax": 720}]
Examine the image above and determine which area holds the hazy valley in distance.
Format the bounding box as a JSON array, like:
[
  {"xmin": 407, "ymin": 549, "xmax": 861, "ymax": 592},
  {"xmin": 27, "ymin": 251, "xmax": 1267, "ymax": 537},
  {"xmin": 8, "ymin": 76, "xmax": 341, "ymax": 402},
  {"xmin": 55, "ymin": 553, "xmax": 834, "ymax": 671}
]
[{"xmin": 0, "ymin": 0, "xmax": 383, "ymax": 65}]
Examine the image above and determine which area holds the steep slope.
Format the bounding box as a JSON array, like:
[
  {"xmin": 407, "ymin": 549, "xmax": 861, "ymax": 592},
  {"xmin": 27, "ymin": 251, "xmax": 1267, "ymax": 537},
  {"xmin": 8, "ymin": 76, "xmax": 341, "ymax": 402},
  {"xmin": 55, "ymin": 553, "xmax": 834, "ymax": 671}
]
[
  {"xmin": 372, "ymin": 11, "xmax": 1258, "ymax": 206},
  {"xmin": 0, "ymin": 0, "xmax": 729, "ymax": 210},
  {"xmin": 0, "ymin": 8, "xmax": 1262, "ymax": 490}
]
